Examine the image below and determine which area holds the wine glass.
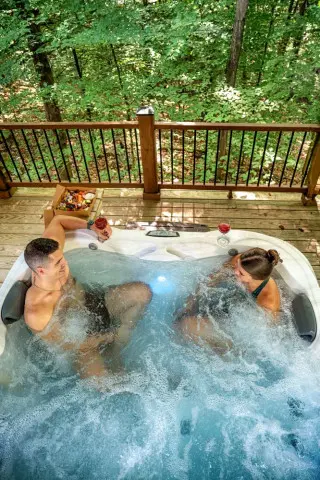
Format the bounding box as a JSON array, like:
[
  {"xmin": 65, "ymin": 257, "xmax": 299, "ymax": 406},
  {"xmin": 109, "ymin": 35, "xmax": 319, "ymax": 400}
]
[{"xmin": 217, "ymin": 220, "xmax": 231, "ymax": 247}]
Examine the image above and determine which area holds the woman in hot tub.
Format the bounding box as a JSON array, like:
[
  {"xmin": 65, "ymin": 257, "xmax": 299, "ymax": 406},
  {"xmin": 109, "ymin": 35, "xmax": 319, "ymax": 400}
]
[{"xmin": 174, "ymin": 248, "xmax": 281, "ymax": 354}]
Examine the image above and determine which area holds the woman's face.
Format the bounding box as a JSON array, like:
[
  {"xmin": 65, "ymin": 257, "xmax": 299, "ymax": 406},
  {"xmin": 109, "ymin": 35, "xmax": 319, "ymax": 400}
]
[{"xmin": 234, "ymin": 259, "xmax": 253, "ymax": 285}]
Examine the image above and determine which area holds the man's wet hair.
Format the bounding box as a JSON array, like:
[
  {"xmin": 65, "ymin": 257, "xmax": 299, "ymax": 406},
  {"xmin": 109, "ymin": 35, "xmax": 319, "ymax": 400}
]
[{"xmin": 24, "ymin": 238, "xmax": 59, "ymax": 272}]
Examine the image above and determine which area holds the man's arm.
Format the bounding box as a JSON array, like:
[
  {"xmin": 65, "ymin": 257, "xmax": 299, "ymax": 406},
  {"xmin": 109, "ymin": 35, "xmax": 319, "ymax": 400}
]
[
  {"xmin": 175, "ymin": 256, "xmax": 239, "ymax": 321},
  {"xmin": 42, "ymin": 215, "xmax": 112, "ymax": 247},
  {"xmin": 206, "ymin": 256, "xmax": 237, "ymax": 286}
]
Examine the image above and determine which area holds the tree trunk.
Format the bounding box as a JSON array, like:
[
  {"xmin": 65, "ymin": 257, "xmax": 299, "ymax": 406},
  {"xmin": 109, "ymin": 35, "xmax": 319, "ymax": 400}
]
[
  {"xmin": 219, "ymin": 0, "xmax": 249, "ymax": 179},
  {"xmin": 72, "ymin": 48, "xmax": 92, "ymax": 120},
  {"xmin": 27, "ymin": 15, "xmax": 63, "ymax": 124},
  {"xmin": 277, "ymin": 0, "xmax": 296, "ymax": 55},
  {"xmin": 292, "ymin": 0, "xmax": 308, "ymax": 57},
  {"xmin": 225, "ymin": 0, "xmax": 249, "ymax": 87},
  {"xmin": 257, "ymin": 4, "xmax": 276, "ymax": 86},
  {"xmin": 110, "ymin": 44, "xmax": 136, "ymax": 167},
  {"xmin": 17, "ymin": 1, "xmax": 70, "ymax": 180},
  {"xmin": 28, "ymin": 15, "xmax": 69, "ymax": 178},
  {"xmin": 110, "ymin": 44, "xmax": 131, "ymax": 121}
]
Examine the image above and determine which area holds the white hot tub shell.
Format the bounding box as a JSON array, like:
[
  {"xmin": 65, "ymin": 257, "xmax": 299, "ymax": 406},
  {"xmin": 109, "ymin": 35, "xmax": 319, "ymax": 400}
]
[{"xmin": 0, "ymin": 228, "xmax": 319, "ymax": 355}]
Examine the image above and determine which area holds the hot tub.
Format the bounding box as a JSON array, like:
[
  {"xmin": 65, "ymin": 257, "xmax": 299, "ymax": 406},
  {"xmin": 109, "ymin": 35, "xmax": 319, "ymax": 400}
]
[
  {"xmin": 0, "ymin": 228, "xmax": 319, "ymax": 354},
  {"xmin": 1, "ymin": 228, "xmax": 320, "ymax": 479}
]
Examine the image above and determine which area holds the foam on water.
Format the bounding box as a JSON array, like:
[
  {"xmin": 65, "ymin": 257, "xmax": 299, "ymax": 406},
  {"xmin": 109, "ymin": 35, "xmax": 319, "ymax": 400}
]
[{"xmin": 0, "ymin": 249, "xmax": 319, "ymax": 480}]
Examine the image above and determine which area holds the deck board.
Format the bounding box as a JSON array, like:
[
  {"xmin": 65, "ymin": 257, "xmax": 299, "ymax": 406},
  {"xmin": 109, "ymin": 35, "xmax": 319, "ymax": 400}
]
[{"xmin": 0, "ymin": 188, "xmax": 319, "ymax": 286}]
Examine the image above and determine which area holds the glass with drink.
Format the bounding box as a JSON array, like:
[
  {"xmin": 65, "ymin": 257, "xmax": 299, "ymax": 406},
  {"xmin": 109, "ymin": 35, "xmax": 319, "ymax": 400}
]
[
  {"xmin": 94, "ymin": 216, "xmax": 109, "ymax": 242},
  {"xmin": 217, "ymin": 220, "xmax": 231, "ymax": 247}
]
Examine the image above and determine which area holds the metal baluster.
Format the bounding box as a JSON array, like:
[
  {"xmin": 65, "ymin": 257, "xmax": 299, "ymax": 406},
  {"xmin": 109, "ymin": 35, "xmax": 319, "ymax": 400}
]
[
  {"xmin": 122, "ymin": 129, "xmax": 131, "ymax": 183},
  {"xmin": 11, "ymin": 130, "xmax": 32, "ymax": 181},
  {"xmin": 32, "ymin": 130, "xmax": 51, "ymax": 182},
  {"xmin": 246, "ymin": 131, "xmax": 257, "ymax": 186},
  {"xmin": 89, "ymin": 129, "xmax": 101, "ymax": 182},
  {"xmin": 257, "ymin": 131, "xmax": 270, "ymax": 186},
  {"xmin": 54, "ymin": 130, "xmax": 71, "ymax": 182},
  {"xmin": 182, "ymin": 130, "xmax": 185, "ymax": 185},
  {"xmin": 193, "ymin": 130, "xmax": 196, "ymax": 185},
  {"xmin": 225, "ymin": 130, "xmax": 233, "ymax": 186},
  {"xmin": 0, "ymin": 130, "xmax": 22, "ymax": 181},
  {"xmin": 77, "ymin": 129, "xmax": 91, "ymax": 182},
  {"xmin": 279, "ymin": 132, "xmax": 294, "ymax": 186},
  {"xmin": 235, "ymin": 131, "xmax": 245, "ymax": 185},
  {"xmin": 66, "ymin": 130, "xmax": 80, "ymax": 182},
  {"xmin": 21, "ymin": 129, "xmax": 41, "ymax": 181},
  {"xmin": 159, "ymin": 130, "xmax": 163, "ymax": 184},
  {"xmin": 111, "ymin": 129, "xmax": 121, "ymax": 182},
  {"xmin": 134, "ymin": 129, "xmax": 142, "ymax": 183},
  {"xmin": 44, "ymin": 130, "xmax": 61, "ymax": 182},
  {"xmin": 290, "ymin": 131, "xmax": 307, "ymax": 187},
  {"xmin": 214, "ymin": 130, "xmax": 221, "ymax": 185},
  {"xmin": 99, "ymin": 129, "xmax": 111, "ymax": 182},
  {"xmin": 267, "ymin": 131, "xmax": 282, "ymax": 186},
  {"xmin": 170, "ymin": 130, "xmax": 174, "ymax": 184},
  {"xmin": 203, "ymin": 130, "xmax": 209, "ymax": 185}
]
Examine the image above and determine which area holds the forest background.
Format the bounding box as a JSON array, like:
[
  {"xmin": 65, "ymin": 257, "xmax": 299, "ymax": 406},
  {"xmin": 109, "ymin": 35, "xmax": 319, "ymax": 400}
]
[
  {"xmin": 1, "ymin": 0, "xmax": 319, "ymax": 125},
  {"xmin": 0, "ymin": 0, "xmax": 319, "ymax": 187}
]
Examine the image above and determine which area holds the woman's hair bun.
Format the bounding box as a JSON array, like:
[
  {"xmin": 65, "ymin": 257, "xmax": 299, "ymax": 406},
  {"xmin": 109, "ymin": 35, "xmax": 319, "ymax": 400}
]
[{"xmin": 267, "ymin": 249, "xmax": 281, "ymax": 266}]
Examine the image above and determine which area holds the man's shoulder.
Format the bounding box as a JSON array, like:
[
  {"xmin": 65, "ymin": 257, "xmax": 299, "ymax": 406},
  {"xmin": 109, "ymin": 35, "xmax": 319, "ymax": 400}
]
[
  {"xmin": 24, "ymin": 288, "xmax": 55, "ymax": 332},
  {"xmin": 25, "ymin": 286, "xmax": 55, "ymax": 306}
]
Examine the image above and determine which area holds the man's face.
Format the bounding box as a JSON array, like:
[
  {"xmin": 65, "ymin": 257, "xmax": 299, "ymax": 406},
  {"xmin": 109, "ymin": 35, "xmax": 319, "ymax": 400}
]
[
  {"xmin": 37, "ymin": 248, "xmax": 68, "ymax": 279},
  {"xmin": 234, "ymin": 259, "xmax": 252, "ymax": 285}
]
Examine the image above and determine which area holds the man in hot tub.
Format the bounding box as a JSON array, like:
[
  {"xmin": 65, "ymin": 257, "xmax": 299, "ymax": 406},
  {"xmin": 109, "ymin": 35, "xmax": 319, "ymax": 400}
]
[
  {"xmin": 23, "ymin": 215, "xmax": 152, "ymax": 378},
  {"xmin": 174, "ymin": 248, "xmax": 281, "ymax": 354}
]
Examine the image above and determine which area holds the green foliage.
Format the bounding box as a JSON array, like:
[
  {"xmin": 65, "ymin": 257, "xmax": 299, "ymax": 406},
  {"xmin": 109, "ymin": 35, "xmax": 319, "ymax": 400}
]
[
  {"xmin": 1, "ymin": 0, "xmax": 319, "ymax": 124},
  {"xmin": 0, "ymin": 0, "xmax": 319, "ymax": 187}
]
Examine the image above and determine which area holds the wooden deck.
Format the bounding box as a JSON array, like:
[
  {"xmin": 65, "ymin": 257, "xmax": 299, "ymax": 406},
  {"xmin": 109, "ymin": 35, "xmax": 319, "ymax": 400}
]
[{"xmin": 0, "ymin": 187, "xmax": 319, "ymax": 286}]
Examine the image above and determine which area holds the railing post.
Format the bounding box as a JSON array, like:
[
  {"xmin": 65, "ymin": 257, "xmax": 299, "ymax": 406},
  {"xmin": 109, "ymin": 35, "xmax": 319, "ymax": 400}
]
[
  {"xmin": 137, "ymin": 106, "xmax": 160, "ymax": 200},
  {"xmin": 302, "ymin": 133, "xmax": 320, "ymax": 205}
]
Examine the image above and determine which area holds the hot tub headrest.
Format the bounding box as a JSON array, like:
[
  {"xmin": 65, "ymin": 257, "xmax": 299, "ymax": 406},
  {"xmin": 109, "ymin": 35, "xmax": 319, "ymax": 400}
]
[
  {"xmin": 291, "ymin": 293, "xmax": 317, "ymax": 343},
  {"xmin": 1, "ymin": 280, "xmax": 31, "ymax": 325}
]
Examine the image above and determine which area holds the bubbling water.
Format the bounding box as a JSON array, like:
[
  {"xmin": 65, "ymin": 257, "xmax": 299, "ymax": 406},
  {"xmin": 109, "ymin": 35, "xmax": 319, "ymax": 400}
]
[{"xmin": 0, "ymin": 250, "xmax": 319, "ymax": 480}]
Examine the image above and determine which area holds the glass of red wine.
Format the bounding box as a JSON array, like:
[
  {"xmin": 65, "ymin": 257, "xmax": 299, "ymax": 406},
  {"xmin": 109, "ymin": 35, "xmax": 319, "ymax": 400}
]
[{"xmin": 217, "ymin": 220, "xmax": 231, "ymax": 247}]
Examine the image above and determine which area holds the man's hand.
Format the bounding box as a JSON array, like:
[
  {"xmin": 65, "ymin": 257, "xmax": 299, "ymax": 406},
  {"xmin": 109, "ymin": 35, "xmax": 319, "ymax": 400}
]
[{"xmin": 91, "ymin": 221, "xmax": 113, "ymax": 242}]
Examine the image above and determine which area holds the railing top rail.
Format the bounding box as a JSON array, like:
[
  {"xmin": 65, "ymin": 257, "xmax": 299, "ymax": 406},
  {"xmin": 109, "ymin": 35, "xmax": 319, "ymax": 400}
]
[
  {"xmin": 0, "ymin": 121, "xmax": 138, "ymax": 130},
  {"xmin": 155, "ymin": 122, "xmax": 320, "ymax": 132},
  {"xmin": 0, "ymin": 121, "xmax": 320, "ymax": 132}
]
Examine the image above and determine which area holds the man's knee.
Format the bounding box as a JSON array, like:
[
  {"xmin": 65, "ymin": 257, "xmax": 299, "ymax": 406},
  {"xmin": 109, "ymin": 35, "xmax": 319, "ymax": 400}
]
[
  {"xmin": 135, "ymin": 282, "xmax": 152, "ymax": 306},
  {"xmin": 105, "ymin": 281, "xmax": 152, "ymax": 307}
]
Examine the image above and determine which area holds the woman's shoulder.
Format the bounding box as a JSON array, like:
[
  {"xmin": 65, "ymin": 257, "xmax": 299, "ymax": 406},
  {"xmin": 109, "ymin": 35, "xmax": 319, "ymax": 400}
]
[
  {"xmin": 268, "ymin": 277, "xmax": 280, "ymax": 294},
  {"xmin": 258, "ymin": 277, "xmax": 280, "ymax": 313}
]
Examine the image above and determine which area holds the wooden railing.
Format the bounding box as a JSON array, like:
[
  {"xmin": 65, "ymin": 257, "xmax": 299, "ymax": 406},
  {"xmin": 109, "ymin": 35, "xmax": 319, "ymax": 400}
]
[{"xmin": 0, "ymin": 107, "xmax": 319, "ymax": 203}]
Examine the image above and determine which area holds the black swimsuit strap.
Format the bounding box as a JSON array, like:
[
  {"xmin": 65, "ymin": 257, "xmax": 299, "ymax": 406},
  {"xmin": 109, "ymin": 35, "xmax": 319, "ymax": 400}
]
[{"xmin": 251, "ymin": 277, "xmax": 269, "ymax": 299}]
